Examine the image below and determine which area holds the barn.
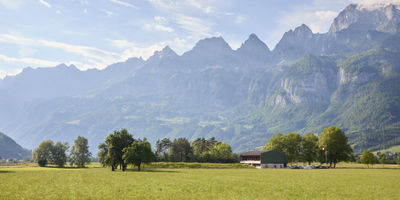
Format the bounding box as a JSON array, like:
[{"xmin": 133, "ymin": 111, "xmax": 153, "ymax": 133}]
[{"xmin": 240, "ymin": 150, "xmax": 288, "ymax": 168}]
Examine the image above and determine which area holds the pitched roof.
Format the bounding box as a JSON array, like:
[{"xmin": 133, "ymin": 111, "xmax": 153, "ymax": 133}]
[{"xmin": 240, "ymin": 150, "xmax": 270, "ymax": 156}]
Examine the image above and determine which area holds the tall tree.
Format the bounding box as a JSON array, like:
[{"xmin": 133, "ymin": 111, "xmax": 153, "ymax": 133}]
[
  {"xmin": 122, "ymin": 140, "xmax": 154, "ymax": 171},
  {"xmin": 378, "ymin": 153, "xmax": 387, "ymax": 167},
  {"xmin": 360, "ymin": 150, "xmax": 376, "ymax": 168},
  {"xmin": 106, "ymin": 129, "xmax": 134, "ymax": 171},
  {"xmin": 97, "ymin": 142, "xmax": 109, "ymax": 167},
  {"xmin": 169, "ymin": 138, "xmax": 192, "ymax": 162},
  {"xmin": 211, "ymin": 142, "xmax": 237, "ymax": 163},
  {"xmin": 33, "ymin": 140, "xmax": 54, "ymax": 167},
  {"xmin": 282, "ymin": 132, "xmax": 302, "ymax": 163},
  {"xmin": 155, "ymin": 138, "xmax": 171, "ymax": 161},
  {"xmin": 52, "ymin": 142, "xmax": 69, "ymax": 167},
  {"xmin": 262, "ymin": 133, "xmax": 284, "ymax": 152},
  {"xmin": 301, "ymin": 133, "xmax": 319, "ymax": 165},
  {"xmin": 319, "ymin": 126, "xmax": 353, "ymax": 168},
  {"xmin": 70, "ymin": 136, "xmax": 91, "ymax": 167}
]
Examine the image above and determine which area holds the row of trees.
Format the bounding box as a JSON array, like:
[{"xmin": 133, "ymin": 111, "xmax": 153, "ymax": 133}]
[
  {"xmin": 263, "ymin": 126, "xmax": 353, "ymax": 167},
  {"xmin": 33, "ymin": 136, "xmax": 91, "ymax": 167},
  {"xmin": 360, "ymin": 150, "xmax": 400, "ymax": 167},
  {"xmin": 97, "ymin": 129, "xmax": 238, "ymax": 171},
  {"xmin": 155, "ymin": 137, "xmax": 238, "ymax": 163}
]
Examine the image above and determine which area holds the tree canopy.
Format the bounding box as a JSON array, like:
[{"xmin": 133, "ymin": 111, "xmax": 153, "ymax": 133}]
[
  {"xmin": 70, "ymin": 136, "xmax": 91, "ymax": 167},
  {"xmin": 319, "ymin": 126, "xmax": 353, "ymax": 167},
  {"xmin": 360, "ymin": 150, "xmax": 376, "ymax": 168},
  {"xmin": 122, "ymin": 140, "xmax": 154, "ymax": 171}
]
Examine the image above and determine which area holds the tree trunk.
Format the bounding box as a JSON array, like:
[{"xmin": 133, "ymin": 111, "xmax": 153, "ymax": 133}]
[
  {"xmin": 112, "ymin": 165, "xmax": 115, "ymax": 171},
  {"xmin": 334, "ymin": 161, "xmax": 336, "ymax": 168},
  {"xmin": 138, "ymin": 163, "xmax": 141, "ymax": 171}
]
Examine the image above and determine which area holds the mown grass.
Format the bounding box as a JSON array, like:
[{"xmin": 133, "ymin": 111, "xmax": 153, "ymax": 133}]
[{"xmin": 1, "ymin": 164, "xmax": 400, "ymax": 200}]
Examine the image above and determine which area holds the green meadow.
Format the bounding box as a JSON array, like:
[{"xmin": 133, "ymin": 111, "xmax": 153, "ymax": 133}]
[{"xmin": 1, "ymin": 164, "xmax": 400, "ymax": 200}]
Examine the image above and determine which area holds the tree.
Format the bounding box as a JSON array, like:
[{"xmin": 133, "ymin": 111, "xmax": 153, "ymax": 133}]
[
  {"xmin": 122, "ymin": 140, "xmax": 154, "ymax": 171},
  {"xmin": 318, "ymin": 126, "xmax": 353, "ymax": 168},
  {"xmin": 106, "ymin": 129, "xmax": 134, "ymax": 171},
  {"xmin": 97, "ymin": 142, "xmax": 109, "ymax": 167},
  {"xmin": 263, "ymin": 133, "xmax": 284, "ymax": 152},
  {"xmin": 155, "ymin": 138, "xmax": 172, "ymax": 161},
  {"xmin": 169, "ymin": 138, "xmax": 192, "ymax": 162},
  {"xmin": 33, "ymin": 140, "xmax": 54, "ymax": 167},
  {"xmin": 52, "ymin": 142, "xmax": 69, "ymax": 167},
  {"xmin": 70, "ymin": 136, "xmax": 91, "ymax": 168},
  {"xmin": 301, "ymin": 133, "xmax": 318, "ymax": 165},
  {"xmin": 397, "ymin": 155, "xmax": 400, "ymax": 165},
  {"xmin": 282, "ymin": 132, "xmax": 302, "ymax": 163},
  {"xmin": 192, "ymin": 137, "xmax": 218, "ymax": 162},
  {"xmin": 360, "ymin": 150, "xmax": 376, "ymax": 168},
  {"xmin": 378, "ymin": 153, "xmax": 387, "ymax": 168},
  {"xmin": 211, "ymin": 142, "xmax": 237, "ymax": 163}
]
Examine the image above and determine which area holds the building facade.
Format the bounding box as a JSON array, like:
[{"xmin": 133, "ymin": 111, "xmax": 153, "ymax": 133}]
[{"xmin": 240, "ymin": 150, "xmax": 288, "ymax": 168}]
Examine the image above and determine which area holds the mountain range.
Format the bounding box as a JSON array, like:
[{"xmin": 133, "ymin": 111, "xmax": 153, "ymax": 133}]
[{"xmin": 1, "ymin": 4, "xmax": 399, "ymax": 154}]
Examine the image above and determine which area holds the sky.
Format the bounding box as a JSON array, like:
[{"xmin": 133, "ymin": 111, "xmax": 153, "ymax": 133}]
[{"xmin": 0, "ymin": 0, "xmax": 399, "ymax": 78}]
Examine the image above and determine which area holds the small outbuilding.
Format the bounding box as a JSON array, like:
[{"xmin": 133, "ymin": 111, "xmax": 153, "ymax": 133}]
[{"xmin": 240, "ymin": 150, "xmax": 288, "ymax": 168}]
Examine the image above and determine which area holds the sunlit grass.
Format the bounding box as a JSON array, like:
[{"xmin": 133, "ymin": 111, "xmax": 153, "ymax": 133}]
[{"xmin": 0, "ymin": 163, "xmax": 399, "ymax": 200}]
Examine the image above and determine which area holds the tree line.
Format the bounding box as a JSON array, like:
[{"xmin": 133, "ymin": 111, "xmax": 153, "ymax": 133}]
[
  {"xmin": 33, "ymin": 136, "xmax": 91, "ymax": 167},
  {"xmin": 97, "ymin": 129, "xmax": 238, "ymax": 171},
  {"xmin": 360, "ymin": 150, "xmax": 400, "ymax": 168},
  {"xmin": 263, "ymin": 126, "xmax": 353, "ymax": 168}
]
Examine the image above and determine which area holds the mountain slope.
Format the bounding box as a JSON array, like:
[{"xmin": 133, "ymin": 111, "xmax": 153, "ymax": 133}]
[
  {"xmin": 0, "ymin": 132, "xmax": 31, "ymax": 159},
  {"xmin": 0, "ymin": 3, "xmax": 399, "ymax": 154}
]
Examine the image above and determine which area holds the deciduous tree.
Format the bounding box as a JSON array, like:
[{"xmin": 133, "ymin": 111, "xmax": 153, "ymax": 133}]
[
  {"xmin": 301, "ymin": 133, "xmax": 319, "ymax": 165},
  {"xmin": 123, "ymin": 140, "xmax": 154, "ymax": 171},
  {"xmin": 70, "ymin": 136, "xmax": 91, "ymax": 168},
  {"xmin": 360, "ymin": 150, "xmax": 376, "ymax": 168},
  {"xmin": 319, "ymin": 126, "xmax": 353, "ymax": 168},
  {"xmin": 106, "ymin": 129, "xmax": 134, "ymax": 171},
  {"xmin": 262, "ymin": 133, "xmax": 284, "ymax": 152}
]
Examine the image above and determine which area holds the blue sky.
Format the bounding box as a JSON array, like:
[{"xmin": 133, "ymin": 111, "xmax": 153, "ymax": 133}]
[{"xmin": 0, "ymin": 0, "xmax": 398, "ymax": 78}]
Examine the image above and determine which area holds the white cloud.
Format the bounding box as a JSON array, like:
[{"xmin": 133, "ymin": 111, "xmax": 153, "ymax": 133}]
[
  {"xmin": 0, "ymin": 0, "xmax": 25, "ymax": 9},
  {"xmin": 147, "ymin": 0, "xmax": 217, "ymax": 14},
  {"xmin": 173, "ymin": 14, "xmax": 215, "ymax": 37},
  {"xmin": 109, "ymin": 0, "xmax": 138, "ymax": 9},
  {"xmin": 144, "ymin": 16, "xmax": 175, "ymax": 33},
  {"xmin": 38, "ymin": 39, "xmax": 119, "ymax": 65},
  {"xmin": 154, "ymin": 16, "xmax": 168, "ymax": 24},
  {"xmin": 109, "ymin": 39, "xmax": 135, "ymax": 49},
  {"xmin": 0, "ymin": 68, "xmax": 22, "ymax": 79},
  {"xmin": 103, "ymin": 9, "xmax": 114, "ymax": 17},
  {"xmin": 235, "ymin": 15, "xmax": 245, "ymax": 24},
  {"xmin": 0, "ymin": 53, "xmax": 60, "ymax": 67},
  {"xmin": 39, "ymin": 0, "xmax": 51, "ymax": 8}
]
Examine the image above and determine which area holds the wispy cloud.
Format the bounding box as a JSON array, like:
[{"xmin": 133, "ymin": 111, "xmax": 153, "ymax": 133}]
[
  {"xmin": 109, "ymin": 0, "xmax": 138, "ymax": 9},
  {"xmin": 0, "ymin": 0, "xmax": 25, "ymax": 10},
  {"xmin": 109, "ymin": 39, "xmax": 135, "ymax": 49},
  {"xmin": 173, "ymin": 14, "xmax": 215, "ymax": 37},
  {"xmin": 144, "ymin": 16, "xmax": 175, "ymax": 33},
  {"xmin": 0, "ymin": 53, "xmax": 60, "ymax": 67},
  {"xmin": 235, "ymin": 15, "xmax": 245, "ymax": 24},
  {"xmin": 0, "ymin": 34, "xmax": 121, "ymax": 69},
  {"xmin": 39, "ymin": 0, "xmax": 51, "ymax": 8},
  {"xmin": 147, "ymin": 0, "xmax": 212, "ymax": 13}
]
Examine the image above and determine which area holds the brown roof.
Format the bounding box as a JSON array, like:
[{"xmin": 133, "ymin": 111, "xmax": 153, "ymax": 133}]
[{"xmin": 240, "ymin": 150, "xmax": 270, "ymax": 156}]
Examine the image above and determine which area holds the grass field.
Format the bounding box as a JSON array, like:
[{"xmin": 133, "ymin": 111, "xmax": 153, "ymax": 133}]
[{"xmin": 1, "ymin": 164, "xmax": 400, "ymax": 200}]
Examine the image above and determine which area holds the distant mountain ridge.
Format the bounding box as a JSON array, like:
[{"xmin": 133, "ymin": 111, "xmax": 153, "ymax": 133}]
[{"xmin": 0, "ymin": 3, "xmax": 399, "ymax": 154}]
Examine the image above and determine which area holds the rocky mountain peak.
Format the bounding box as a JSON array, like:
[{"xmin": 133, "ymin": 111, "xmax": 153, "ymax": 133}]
[
  {"xmin": 329, "ymin": 3, "xmax": 400, "ymax": 34},
  {"xmin": 237, "ymin": 33, "xmax": 270, "ymax": 54},
  {"xmin": 148, "ymin": 45, "xmax": 179, "ymax": 61},
  {"xmin": 190, "ymin": 36, "xmax": 233, "ymax": 53}
]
